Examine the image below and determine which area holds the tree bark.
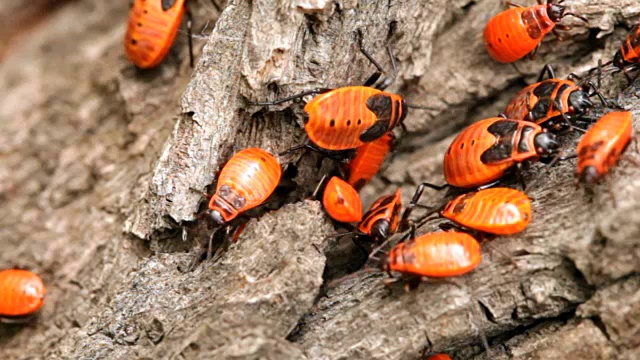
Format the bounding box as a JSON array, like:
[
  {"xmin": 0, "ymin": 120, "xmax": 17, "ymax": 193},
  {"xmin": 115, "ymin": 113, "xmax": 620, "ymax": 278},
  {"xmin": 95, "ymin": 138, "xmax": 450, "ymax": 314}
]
[{"xmin": 1, "ymin": 0, "xmax": 639, "ymax": 359}]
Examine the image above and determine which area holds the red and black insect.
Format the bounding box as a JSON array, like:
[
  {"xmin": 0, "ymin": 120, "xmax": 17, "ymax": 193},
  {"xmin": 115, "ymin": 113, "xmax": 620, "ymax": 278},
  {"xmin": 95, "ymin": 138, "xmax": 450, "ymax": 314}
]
[
  {"xmin": 125, "ymin": 0, "xmax": 210, "ymax": 68},
  {"xmin": 328, "ymin": 188, "xmax": 403, "ymax": 245},
  {"xmin": 484, "ymin": 0, "xmax": 587, "ymax": 63},
  {"xmin": 380, "ymin": 231, "xmax": 482, "ymax": 283},
  {"xmin": 612, "ymin": 24, "xmax": 640, "ymax": 83},
  {"xmin": 576, "ymin": 111, "xmax": 634, "ymax": 184},
  {"xmin": 502, "ymin": 64, "xmax": 605, "ymax": 132},
  {"xmin": 204, "ymin": 148, "xmax": 282, "ymax": 225},
  {"xmin": 322, "ymin": 176, "xmax": 363, "ymax": 223},
  {"xmin": 358, "ymin": 188, "xmax": 403, "ymax": 241},
  {"xmin": 0, "ymin": 269, "xmax": 46, "ymax": 322},
  {"xmin": 343, "ymin": 132, "xmax": 395, "ymax": 190},
  {"xmin": 251, "ymin": 30, "xmax": 434, "ymax": 154},
  {"xmin": 443, "ymin": 117, "xmax": 559, "ymax": 188}
]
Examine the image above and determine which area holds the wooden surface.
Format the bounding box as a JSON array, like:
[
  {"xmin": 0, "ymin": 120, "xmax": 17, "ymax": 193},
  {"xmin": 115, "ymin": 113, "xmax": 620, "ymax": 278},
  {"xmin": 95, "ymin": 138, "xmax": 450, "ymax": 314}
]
[{"xmin": 0, "ymin": 0, "xmax": 639, "ymax": 359}]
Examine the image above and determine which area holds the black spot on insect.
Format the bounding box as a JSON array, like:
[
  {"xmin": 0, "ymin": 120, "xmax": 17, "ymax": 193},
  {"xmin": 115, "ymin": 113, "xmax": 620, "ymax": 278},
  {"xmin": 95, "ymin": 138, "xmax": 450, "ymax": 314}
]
[
  {"xmin": 460, "ymin": 143, "xmax": 465, "ymax": 149},
  {"xmin": 487, "ymin": 120, "xmax": 518, "ymax": 137},
  {"xmin": 357, "ymin": 119, "xmax": 362, "ymax": 125},
  {"xmin": 533, "ymin": 81, "xmax": 557, "ymax": 98},
  {"xmin": 498, "ymin": 38, "xmax": 502, "ymax": 43},
  {"xmin": 366, "ymin": 94, "xmax": 393, "ymax": 119},
  {"xmin": 131, "ymin": 39, "xmax": 138, "ymax": 45},
  {"xmin": 530, "ymin": 99, "xmax": 550, "ymax": 120},
  {"xmin": 260, "ymin": 157, "xmax": 266, "ymax": 162},
  {"xmin": 506, "ymin": 33, "xmax": 510, "ymax": 38},
  {"xmin": 377, "ymin": 195, "xmax": 395, "ymax": 207},
  {"xmin": 162, "ymin": 0, "xmax": 178, "ymax": 11},
  {"xmin": 337, "ymin": 197, "xmax": 345, "ymax": 205},
  {"xmin": 452, "ymin": 192, "xmax": 476, "ymax": 214},
  {"xmin": 347, "ymin": 120, "xmax": 352, "ymax": 126},
  {"xmin": 330, "ymin": 119, "xmax": 335, "ymax": 127},
  {"xmin": 138, "ymin": 22, "xmax": 142, "ymax": 27},
  {"xmin": 471, "ymin": 140, "xmax": 475, "ymax": 145}
]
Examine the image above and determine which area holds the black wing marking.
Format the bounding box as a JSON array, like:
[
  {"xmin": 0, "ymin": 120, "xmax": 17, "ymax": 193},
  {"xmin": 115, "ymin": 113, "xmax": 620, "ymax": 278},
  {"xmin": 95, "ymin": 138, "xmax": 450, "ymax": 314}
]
[{"xmin": 359, "ymin": 120, "xmax": 389, "ymax": 142}]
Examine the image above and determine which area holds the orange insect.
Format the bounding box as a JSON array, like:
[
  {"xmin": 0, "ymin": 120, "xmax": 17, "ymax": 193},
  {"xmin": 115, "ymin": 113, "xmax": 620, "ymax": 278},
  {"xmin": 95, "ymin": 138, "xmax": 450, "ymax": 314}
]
[
  {"xmin": 322, "ymin": 177, "xmax": 363, "ymax": 223},
  {"xmin": 484, "ymin": 0, "xmax": 587, "ymax": 63},
  {"xmin": 502, "ymin": 65, "xmax": 604, "ymax": 132},
  {"xmin": 125, "ymin": 0, "xmax": 192, "ymax": 69},
  {"xmin": 444, "ymin": 117, "xmax": 559, "ymax": 188},
  {"xmin": 206, "ymin": 148, "xmax": 282, "ymax": 224},
  {"xmin": 343, "ymin": 132, "xmax": 394, "ymax": 190},
  {"xmin": 441, "ymin": 188, "xmax": 532, "ymax": 235},
  {"xmin": 251, "ymin": 30, "xmax": 434, "ymax": 153},
  {"xmin": 0, "ymin": 269, "xmax": 46, "ymax": 320},
  {"xmin": 381, "ymin": 231, "xmax": 482, "ymax": 278},
  {"xmin": 613, "ymin": 24, "xmax": 640, "ymax": 82},
  {"xmin": 426, "ymin": 355, "xmax": 453, "ymax": 360},
  {"xmin": 576, "ymin": 111, "xmax": 634, "ymax": 184}
]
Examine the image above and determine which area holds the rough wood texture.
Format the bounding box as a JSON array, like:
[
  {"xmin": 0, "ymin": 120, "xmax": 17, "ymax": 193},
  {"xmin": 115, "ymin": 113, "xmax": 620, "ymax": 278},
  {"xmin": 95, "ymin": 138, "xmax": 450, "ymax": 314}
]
[{"xmin": 1, "ymin": 0, "xmax": 640, "ymax": 359}]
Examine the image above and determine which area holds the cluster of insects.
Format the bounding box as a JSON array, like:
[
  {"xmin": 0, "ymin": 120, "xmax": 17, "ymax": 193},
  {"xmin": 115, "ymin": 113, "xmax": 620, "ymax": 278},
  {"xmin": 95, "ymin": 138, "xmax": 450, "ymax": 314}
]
[
  {"xmin": 170, "ymin": 0, "xmax": 637, "ymax": 294},
  {"xmin": 121, "ymin": 0, "xmax": 637, "ymax": 292},
  {"xmin": 1, "ymin": 2, "xmax": 636, "ymax": 348}
]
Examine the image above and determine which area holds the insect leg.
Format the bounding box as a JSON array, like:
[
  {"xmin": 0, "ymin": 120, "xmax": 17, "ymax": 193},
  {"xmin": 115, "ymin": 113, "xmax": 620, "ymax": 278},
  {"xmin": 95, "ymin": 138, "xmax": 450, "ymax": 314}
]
[
  {"xmin": 311, "ymin": 174, "xmax": 329, "ymax": 199},
  {"xmin": 537, "ymin": 64, "xmax": 556, "ymax": 82},
  {"xmin": 528, "ymin": 42, "xmax": 541, "ymax": 60},
  {"xmin": 249, "ymin": 88, "xmax": 334, "ymax": 106},
  {"xmin": 585, "ymin": 81, "xmax": 609, "ymax": 107},
  {"xmin": 400, "ymin": 182, "xmax": 448, "ymax": 229},
  {"xmin": 186, "ymin": 4, "xmax": 194, "ymax": 68},
  {"xmin": 209, "ymin": 0, "xmax": 222, "ymax": 12}
]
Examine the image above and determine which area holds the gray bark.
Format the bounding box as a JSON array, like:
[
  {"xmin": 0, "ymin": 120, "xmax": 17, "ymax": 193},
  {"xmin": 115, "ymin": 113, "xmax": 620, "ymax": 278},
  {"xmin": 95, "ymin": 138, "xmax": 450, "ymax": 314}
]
[{"xmin": 1, "ymin": 0, "xmax": 639, "ymax": 359}]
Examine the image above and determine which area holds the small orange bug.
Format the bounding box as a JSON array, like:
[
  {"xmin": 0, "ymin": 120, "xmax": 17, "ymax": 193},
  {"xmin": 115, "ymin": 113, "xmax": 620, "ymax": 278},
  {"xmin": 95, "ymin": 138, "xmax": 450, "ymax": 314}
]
[
  {"xmin": 502, "ymin": 64, "xmax": 606, "ymax": 132},
  {"xmin": 483, "ymin": 0, "xmax": 587, "ymax": 63},
  {"xmin": 401, "ymin": 185, "xmax": 531, "ymax": 236},
  {"xmin": 125, "ymin": 0, "xmax": 194, "ymax": 69},
  {"xmin": 576, "ymin": 111, "xmax": 634, "ymax": 184},
  {"xmin": 440, "ymin": 188, "xmax": 532, "ymax": 235},
  {"xmin": 381, "ymin": 231, "xmax": 482, "ymax": 279},
  {"xmin": 0, "ymin": 269, "xmax": 45, "ymax": 321},
  {"xmin": 343, "ymin": 132, "xmax": 395, "ymax": 190},
  {"xmin": 426, "ymin": 355, "xmax": 453, "ymax": 360},
  {"xmin": 613, "ymin": 24, "xmax": 640, "ymax": 83},
  {"xmin": 251, "ymin": 30, "xmax": 435, "ymax": 153},
  {"xmin": 205, "ymin": 148, "xmax": 282, "ymax": 224},
  {"xmin": 322, "ymin": 176, "xmax": 363, "ymax": 223},
  {"xmin": 444, "ymin": 117, "xmax": 559, "ymax": 188}
]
